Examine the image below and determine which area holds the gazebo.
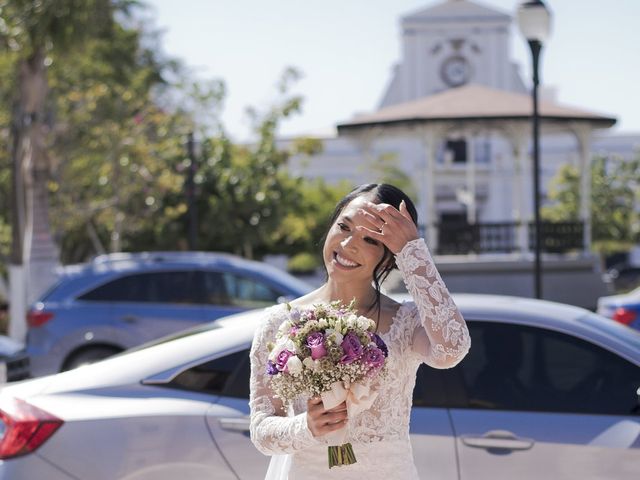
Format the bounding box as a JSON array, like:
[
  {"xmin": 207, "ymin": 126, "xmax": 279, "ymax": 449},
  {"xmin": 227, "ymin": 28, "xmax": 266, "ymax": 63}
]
[{"xmin": 337, "ymin": 84, "xmax": 616, "ymax": 257}]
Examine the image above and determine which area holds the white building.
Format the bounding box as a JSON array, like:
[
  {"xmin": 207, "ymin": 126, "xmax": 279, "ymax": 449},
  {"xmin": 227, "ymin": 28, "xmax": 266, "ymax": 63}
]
[{"xmin": 286, "ymin": 0, "xmax": 638, "ymax": 256}]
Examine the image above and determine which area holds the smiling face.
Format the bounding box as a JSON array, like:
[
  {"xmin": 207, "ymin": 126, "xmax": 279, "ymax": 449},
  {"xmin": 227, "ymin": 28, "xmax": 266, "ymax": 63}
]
[{"xmin": 322, "ymin": 196, "xmax": 388, "ymax": 283}]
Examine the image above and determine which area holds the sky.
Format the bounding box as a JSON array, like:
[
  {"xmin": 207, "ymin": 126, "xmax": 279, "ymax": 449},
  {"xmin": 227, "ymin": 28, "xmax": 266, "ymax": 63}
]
[{"xmin": 144, "ymin": 0, "xmax": 640, "ymax": 141}]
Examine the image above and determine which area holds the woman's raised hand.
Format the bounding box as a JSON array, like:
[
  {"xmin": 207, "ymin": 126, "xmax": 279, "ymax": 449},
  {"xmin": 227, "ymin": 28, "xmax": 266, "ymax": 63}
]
[
  {"xmin": 306, "ymin": 397, "xmax": 348, "ymax": 437},
  {"xmin": 356, "ymin": 200, "xmax": 419, "ymax": 254}
]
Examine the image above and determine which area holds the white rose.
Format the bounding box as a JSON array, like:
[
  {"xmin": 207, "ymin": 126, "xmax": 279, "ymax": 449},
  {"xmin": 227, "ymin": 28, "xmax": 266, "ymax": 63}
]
[
  {"xmin": 354, "ymin": 316, "xmax": 368, "ymax": 330},
  {"xmin": 269, "ymin": 346, "xmax": 285, "ymax": 362},
  {"xmin": 278, "ymin": 320, "xmax": 292, "ymax": 334},
  {"xmin": 326, "ymin": 328, "xmax": 344, "ymax": 346},
  {"xmin": 269, "ymin": 338, "xmax": 295, "ymax": 362},
  {"xmin": 286, "ymin": 356, "xmax": 303, "ymax": 376},
  {"xmin": 318, "ymin": 319, "xmax": 328, "ymax": 328},
  {"xmin": 276, "ymin": 337, "xmax": 295, "ymax": 351}
]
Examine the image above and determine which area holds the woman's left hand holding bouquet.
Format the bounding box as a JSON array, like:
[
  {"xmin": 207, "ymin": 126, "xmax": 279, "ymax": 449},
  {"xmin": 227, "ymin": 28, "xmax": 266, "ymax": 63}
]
[{"xmin": 306, "ymin": 397, "xmax": 348, "ymax": 438}]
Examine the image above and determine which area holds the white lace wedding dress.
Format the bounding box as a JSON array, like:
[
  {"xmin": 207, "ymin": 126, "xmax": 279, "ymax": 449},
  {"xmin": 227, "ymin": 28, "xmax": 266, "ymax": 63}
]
[{"xmin": 249, "ymin": 239, "xmax": 471, "ymax": 479}]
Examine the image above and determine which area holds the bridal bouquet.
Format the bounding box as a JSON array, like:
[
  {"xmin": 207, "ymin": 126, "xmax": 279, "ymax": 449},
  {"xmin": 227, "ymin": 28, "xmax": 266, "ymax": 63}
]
[{"xmin": 266, "ymin": 300, "xmax": 388, "ymax": 468}]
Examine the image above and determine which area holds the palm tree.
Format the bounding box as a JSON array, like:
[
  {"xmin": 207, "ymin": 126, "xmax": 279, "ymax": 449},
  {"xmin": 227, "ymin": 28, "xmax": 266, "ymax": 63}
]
[{"xmin": 1, "ymin": 0, "xmax": 125, "ymax": 339}]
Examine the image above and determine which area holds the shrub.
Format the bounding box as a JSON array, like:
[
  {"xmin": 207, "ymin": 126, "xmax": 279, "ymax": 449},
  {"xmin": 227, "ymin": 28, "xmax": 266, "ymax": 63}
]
[{"xmin": 287, "ymin": 252, "xmax": 320, "ymax": 274}]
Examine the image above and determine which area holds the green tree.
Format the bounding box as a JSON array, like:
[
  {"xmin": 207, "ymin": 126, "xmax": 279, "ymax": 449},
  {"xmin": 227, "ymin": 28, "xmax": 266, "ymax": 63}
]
[
  {"xmin": 46, "ymin": 22, "xmax": 188, "ymax": 262},
  {"xmin": 0, "ymin": 51, "xmax": 16, "ymax": 275},
  {"xmin": 0, "ymin": 4, "xmax": 353, "ymax": 274},
  {"xmin": 0, "ymin": 0, "xmax": 124, "ymax": 265},
  {"xmin": 276, "ymin": 179, "xmax": 352, "ymax": 260},
  {"xmin": 0, "ymin": 0, "xmax": 142, "ymax": 337},
  {"xmin": 542, "ymin": 155, "xmax": 640, "ymax": 255},
  {"xmin": 187, "ymin": 68, "xmax": 323, "ymax": 259},
  {"xmin": 369, "ymin": 152, "xmax": 417, "ymax": 201}
]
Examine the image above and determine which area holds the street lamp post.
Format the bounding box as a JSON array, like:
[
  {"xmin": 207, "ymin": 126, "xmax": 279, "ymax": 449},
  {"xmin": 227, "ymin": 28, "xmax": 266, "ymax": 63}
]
[
  {"xmin": 517, "ymin": 0, "xmax": 552, "ymax": 300},
  {"xmin": 186, "ymin": 131, "xmax": 198, "ymax": 251}
]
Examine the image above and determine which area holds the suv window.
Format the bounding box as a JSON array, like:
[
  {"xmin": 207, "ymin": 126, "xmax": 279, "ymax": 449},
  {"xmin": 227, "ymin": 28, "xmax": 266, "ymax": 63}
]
[
  {"xmin": 168, "ymin": 349, "xmax": 250, "ymax": 398},
  {"xmin": 202, "ymin": 271, "xmax": 281, "ymax": 308},
  {"xmin": 454, "ymin": 321, "xmax": 640, "ymax": 415},
  {"xmin": 79, "ymin": 270, "xmax": 201, "ymax": 304}
]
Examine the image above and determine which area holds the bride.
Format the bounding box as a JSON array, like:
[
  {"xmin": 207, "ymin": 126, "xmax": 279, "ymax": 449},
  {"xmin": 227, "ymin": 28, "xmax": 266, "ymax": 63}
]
[{"xmin": 249, "ymin": 183, "xmax": 471, "ymax": 479}]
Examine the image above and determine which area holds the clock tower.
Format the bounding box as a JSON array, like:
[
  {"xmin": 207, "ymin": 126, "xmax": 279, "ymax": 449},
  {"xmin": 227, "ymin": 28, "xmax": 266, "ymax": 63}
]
[{"xmin": 380, "ymin": 0, "xmax": 527, "ymax": 107}]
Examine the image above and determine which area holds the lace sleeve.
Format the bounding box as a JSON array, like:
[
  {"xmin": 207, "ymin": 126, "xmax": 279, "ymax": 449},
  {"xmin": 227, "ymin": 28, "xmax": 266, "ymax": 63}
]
[
  {"xmin": 249, "ymin": 306, "xmax": 321, "ymax": 455},
  {"xmin": 395, "ymin": 238, "xmax": 471, "ymax": 369}
]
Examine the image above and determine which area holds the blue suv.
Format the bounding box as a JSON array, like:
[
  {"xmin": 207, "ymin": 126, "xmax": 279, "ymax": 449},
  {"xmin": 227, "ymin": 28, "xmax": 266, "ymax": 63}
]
[{"xmin": 26, "ymin": 251, "xmax": 312, "ymax": 377}]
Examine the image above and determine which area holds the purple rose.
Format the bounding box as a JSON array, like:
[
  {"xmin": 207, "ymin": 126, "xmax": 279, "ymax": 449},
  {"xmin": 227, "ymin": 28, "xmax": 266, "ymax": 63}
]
[
  {"xmin": 370, "ymin": 332, "xmax": 389, "ymax": 357},
  {"xmin": 275, "ymin": 349, "xmax": 295, "ymax": 372},
  {"xmin": 266, "ymin": 360, "xmax": 279, "ymax": 375},
  {"xmin": 306, "ymin": 332, "xmax": 327, "ymax": 360},
  {"xmin": 363, "ymin": 346, "xmax": 385, "ymax": 373},
  {"xmin": 340, "ymin": 332, "xmax": 363, "ymax": 364}
]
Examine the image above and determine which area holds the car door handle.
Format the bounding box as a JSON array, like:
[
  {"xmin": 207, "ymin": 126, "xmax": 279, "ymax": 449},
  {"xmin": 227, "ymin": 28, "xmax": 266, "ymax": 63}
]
[
  {"xmin": 219, "ymin": 417, "xmax": 251, "ymax": 432},
  {"xmin": 461, "ymin": 430, "xmax": 534, "ymax": 451},
  {"xmin": 120, "ymin": 315, "xmax": 138, "ymax": 324}
]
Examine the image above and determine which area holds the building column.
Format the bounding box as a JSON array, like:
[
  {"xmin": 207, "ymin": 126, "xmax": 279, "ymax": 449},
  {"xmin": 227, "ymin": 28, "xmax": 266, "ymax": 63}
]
[
  {"xmin": 420, "ymin": 126, "xmax": 441, "ymax": 252},
  {"xmin": 351, "ymin": 127, "xmax": 381, "ymax": 183},
  {"xmin": 465, "ymin": 131, "xmax": 477, "ymax": 224},
  {"xmin": 571, "ymin": 123, "xmax": 593, "ymax": 254},
  {"xmin": 505, "ymin": 124, "xmax": 530, "ymax": 255}
]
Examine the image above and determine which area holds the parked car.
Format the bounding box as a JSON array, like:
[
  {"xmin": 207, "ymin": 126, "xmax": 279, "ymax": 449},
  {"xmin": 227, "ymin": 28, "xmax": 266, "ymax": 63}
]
[
  {"xmin": 0, "ymin": 335, "xmax": 30, "ymax": 383},
  {"xmin": 605, "ymin": 263, "xmax": 640, "ymax": 293},
  {"xmin": 25, "ymin": 251, "xmax": 312, "ymax": 377},
  {"xmin": 1, "ymin": 295, "xmax": 638, "ymax": 480},
  {"xmin": 597, "ymin": 286, "xmax": 640, "ymax": 331}
]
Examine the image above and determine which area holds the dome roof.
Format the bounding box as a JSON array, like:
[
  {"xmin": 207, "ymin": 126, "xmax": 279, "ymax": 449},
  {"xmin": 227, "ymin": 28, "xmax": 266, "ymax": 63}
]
[{"xmin": 338, "ymin": 84, "xmax": 616, "ymax": 132}]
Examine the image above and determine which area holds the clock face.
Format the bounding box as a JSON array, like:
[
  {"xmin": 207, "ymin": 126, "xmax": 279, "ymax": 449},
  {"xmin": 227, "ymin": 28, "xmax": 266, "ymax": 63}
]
[{"xmin": 441, "ymin": 56, "xmax": 471, "ymax": 87}]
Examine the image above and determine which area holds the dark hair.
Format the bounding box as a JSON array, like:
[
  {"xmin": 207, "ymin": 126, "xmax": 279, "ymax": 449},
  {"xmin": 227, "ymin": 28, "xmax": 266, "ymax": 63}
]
[{"xmin": 322, "ymin": 183, "xmax": 418, "ymax": 324}]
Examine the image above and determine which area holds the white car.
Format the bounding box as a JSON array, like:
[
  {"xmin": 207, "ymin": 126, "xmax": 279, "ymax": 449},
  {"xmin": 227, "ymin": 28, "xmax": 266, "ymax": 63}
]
[{"xmin": 0, "ymin": 295, "xmax": 639, "ymax": 479}]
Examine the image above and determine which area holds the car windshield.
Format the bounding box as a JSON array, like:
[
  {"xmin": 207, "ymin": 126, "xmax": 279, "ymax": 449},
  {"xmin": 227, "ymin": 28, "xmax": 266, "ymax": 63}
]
[
  {"xmin": 115, "ymin": 321, "xmax": 222, "ymax": 356},
  {"xmin": 582, "ymin": 312, "xmax": 640, "ymax": 350}
]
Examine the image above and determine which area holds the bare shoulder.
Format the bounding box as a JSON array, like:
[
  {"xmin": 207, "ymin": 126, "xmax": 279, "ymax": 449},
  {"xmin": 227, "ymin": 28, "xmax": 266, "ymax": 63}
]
[{"xmin": 287, "ymin": 288, "xmax": 325, "ymax": 309}]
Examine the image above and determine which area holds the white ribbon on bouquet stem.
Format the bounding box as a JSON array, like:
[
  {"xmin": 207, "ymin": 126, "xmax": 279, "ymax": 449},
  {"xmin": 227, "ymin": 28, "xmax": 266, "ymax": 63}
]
[{"xmin": 320, "ymin": 380, "xmax": 379, "ymax": 446}]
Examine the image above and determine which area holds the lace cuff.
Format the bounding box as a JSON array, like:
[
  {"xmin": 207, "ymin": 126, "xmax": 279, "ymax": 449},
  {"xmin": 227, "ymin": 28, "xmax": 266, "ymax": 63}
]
[
  {"xmin": 396, "ymin": 238, "xmax": 471, "ymax": 368},
  {"xmin": 251, "ymin": 409, "xmax": 319, "ymax": 455}
]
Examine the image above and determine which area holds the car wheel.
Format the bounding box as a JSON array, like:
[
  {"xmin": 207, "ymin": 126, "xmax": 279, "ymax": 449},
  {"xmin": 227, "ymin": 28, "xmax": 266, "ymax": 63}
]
[{"xmin": 63, "ymin": 346, "xmax": 122, "ymax": 371}]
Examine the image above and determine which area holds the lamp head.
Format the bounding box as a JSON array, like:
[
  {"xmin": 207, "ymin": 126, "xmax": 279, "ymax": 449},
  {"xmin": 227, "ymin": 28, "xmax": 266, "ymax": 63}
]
[{"xmin": 516, "ymin": 0, "xmax": 552, "ymax": 45}]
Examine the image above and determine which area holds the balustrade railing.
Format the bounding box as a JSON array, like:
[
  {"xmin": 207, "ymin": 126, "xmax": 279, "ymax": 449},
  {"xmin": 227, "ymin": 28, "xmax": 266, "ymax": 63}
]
[{"xmin": 435, "ymin": 221, "xmax": 584, "ymax": 255}]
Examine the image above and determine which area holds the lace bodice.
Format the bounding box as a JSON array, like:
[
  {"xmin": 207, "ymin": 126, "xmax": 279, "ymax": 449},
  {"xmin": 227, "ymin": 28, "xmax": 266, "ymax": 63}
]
[{"xmin": 249, "ymin": 238, "xmax": 471, "ymax": 478}]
